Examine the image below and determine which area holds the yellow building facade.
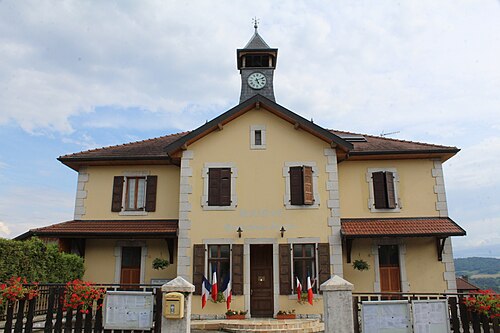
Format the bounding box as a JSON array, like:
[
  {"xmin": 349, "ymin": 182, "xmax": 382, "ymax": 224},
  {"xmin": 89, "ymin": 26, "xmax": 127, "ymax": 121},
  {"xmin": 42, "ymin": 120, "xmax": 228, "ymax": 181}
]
[{"xmin": 21, "ymin": 28, "xmax": 465, "ymax": 319}]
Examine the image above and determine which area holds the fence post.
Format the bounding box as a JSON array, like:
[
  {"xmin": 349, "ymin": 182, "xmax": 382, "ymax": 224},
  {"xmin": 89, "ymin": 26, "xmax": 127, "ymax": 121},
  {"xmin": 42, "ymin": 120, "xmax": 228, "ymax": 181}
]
[
  {"xmin": 161, "ymin": 276, "xmax": 195, "ymax": 333},
  {"xmin": 320, "ymin": 275, "xmax": 354, "ymax": 333}
]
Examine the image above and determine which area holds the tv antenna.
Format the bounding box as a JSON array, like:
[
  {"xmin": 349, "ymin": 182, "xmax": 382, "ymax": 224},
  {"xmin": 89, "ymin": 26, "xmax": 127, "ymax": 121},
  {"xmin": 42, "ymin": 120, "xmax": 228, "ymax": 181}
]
[{"xmin": 380, "ymin": 130, "xmax": 400, "ymax": 137}]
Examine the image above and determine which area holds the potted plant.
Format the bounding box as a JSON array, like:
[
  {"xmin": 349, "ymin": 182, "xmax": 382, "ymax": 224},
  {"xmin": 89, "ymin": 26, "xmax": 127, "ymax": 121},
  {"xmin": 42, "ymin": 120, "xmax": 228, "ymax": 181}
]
[
  {"xmin": 276, "ymin": 309, "xmax": 296, "ymax": 319},
  {"xmin": 352, "ymin": 259, "xmax": 370, "ymax": 271},
  {"xmin": 226, "ymin": 309, "xmax": 248, "ymax": 319},
  {"xmin": 152, "ymin": 257, "xmax": 170, "ymax": 270}
]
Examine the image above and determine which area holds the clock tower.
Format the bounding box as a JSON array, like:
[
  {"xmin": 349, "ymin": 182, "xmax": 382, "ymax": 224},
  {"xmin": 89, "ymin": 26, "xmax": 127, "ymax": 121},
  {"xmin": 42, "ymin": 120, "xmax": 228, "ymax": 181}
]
[{"xmin": 237, "ymin": 22, "xmax": 278, "ymax": 103}]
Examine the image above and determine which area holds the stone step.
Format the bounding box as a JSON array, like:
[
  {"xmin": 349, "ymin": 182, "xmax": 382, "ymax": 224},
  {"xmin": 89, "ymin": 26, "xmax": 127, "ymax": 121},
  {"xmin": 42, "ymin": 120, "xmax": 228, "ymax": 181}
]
[{"xmin": 192, "ymin": 318, "xmax": 324, "ymax": 333}]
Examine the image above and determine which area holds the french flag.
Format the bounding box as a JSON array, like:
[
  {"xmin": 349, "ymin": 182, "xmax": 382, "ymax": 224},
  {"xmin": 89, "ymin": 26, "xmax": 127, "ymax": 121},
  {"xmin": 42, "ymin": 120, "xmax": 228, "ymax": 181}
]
[
  {"xmin": 307, "ymin": 276, "xmax": 314, "ymax": 305},
  {"xmin": 296, "ymin": 277, "xmax": 302, "ymax": 302},
  {"xmin": 211, "ymin": 271, "xmax": 218, "ymax": 302},
  {"xmin": 221, "ymin": 275, "xmax": 232, "ymax": 310},
  {"xmin": 201, "ymin": 276, "xmax": 211, "ymax": 309}
]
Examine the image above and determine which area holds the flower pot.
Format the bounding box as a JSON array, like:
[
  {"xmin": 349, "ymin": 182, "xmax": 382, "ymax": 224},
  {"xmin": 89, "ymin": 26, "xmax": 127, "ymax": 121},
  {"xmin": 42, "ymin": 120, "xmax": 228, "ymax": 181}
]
[
  {"xmin": 226, "ymin": 314, "xmax": 246, "ymax": 319},
  {"xmin": 276, "ymin": 314, "xmax": 296, "ymax": 319}
]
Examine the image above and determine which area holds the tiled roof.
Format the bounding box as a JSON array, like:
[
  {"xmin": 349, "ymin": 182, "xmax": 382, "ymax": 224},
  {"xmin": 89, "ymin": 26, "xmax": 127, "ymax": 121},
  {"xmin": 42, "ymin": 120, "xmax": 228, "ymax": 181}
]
[
  {"xmin": 456, "ymin": 277, "xmax": 480, "ymax": 291},
  {"xmin": 59, "ymin": 129, "xmax": 456, "ymax": 162},
  {"xmin": 18, "ymin": 220, "xmax": 178, "ymax": 239},
  {"xmin": 340, "ymin": 217, "xmax": 466, "ymax": 238},
  {"xmin": 244, "ymin": 31, "xmax": 271, "ymax": 49},
  {"xmin": 58, "ymin": 132, "xmax": 189, "ymax": 160},
  {"xmin": 331, "ymin": 130, "xmax": 458, "ymax": 155}
]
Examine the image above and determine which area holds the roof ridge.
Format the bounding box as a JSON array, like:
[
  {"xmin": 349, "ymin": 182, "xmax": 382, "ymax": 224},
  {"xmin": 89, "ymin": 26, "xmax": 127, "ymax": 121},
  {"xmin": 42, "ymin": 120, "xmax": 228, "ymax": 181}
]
[
  {"xmin": 330, "ymin": 129, "xmax": 457, "ymax": 149},
  {"xmin": 59, "ymin": 131, "xmax": 191, "ymax": 158}
]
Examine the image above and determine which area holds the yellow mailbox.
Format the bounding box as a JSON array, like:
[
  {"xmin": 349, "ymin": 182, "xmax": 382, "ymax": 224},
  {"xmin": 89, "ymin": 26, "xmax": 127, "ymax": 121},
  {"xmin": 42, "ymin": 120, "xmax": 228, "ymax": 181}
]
[{"xmin": 163, "ymin": 292, "xmax": 184, "ymax": 319}]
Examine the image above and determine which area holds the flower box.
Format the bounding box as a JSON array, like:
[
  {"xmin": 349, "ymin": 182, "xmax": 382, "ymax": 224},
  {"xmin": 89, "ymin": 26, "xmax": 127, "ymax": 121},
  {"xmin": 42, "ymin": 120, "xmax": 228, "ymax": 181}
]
[
  {"xmin": 276, "ymin": 314, "xmax": 296, "ymax": 319},
  {"xmin": 226, "ymin": 314, "xmax": 246, "ymax": 319}
]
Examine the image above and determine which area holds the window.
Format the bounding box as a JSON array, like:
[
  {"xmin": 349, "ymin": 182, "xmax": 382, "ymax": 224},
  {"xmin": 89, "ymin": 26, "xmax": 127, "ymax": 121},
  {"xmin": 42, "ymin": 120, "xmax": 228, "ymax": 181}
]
[
  {"xmin": 111, "ymin": 174, "xmax": 157, "ymax": 213},
  {"xmin": 250, "ymin": 125, "xmax": 266, "ymax": 149},
  {"xmin": 245, "ymin": 54, "xmax": 270, "ymax": 67},
  {"xmin": 208, "ymin": 245, "xmax": 230, "ymax": 290},
  {"xmin": 293, "ymin": 244, "xmax": 317, "ymax": 293},
  {"xmin": 193, "ymin": 243, "xmax": 244, "ymax": 296},
  {"xmin": 202, "ymin": 163, "xmax": 237, "ymax": 210},
  {"xmin": 208, "ymin": 168, "xmax": 231, "ymax": 206},
  {"xmin": 283, "ymin": 163, "xmax": 320, "ymax": 209},
  {"xmin": 278, "ymin": 242, "xmax": 330, "ymax": 296},
  {"xmin": 366, "ymin": 168, "xmax": 400, "ymax": 212},
  {"xmin": 125, "ymin": 177, "xmax": 146, "ymax": 210}
]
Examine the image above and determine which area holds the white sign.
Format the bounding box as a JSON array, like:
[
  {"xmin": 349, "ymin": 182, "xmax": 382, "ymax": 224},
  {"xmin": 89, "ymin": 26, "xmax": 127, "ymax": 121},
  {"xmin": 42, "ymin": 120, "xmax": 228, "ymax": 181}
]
[
  {"xmin": 104, "ymin": 291, "xmax": 154, "ymax": 330},
  {"xmin": 362, "ymin": 300, "xmax": 412, "ymax": 333},
  {"xmin": 412, "ymin": 300, "xmax": 450, "ymax": 333}
]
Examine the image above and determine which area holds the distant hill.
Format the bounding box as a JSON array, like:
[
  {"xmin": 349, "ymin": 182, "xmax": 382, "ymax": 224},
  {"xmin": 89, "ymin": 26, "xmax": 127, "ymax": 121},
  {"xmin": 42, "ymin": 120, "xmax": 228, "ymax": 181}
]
[{"xmin": 455, "ymin": 257, "xmax": 500, "ymax": 292}]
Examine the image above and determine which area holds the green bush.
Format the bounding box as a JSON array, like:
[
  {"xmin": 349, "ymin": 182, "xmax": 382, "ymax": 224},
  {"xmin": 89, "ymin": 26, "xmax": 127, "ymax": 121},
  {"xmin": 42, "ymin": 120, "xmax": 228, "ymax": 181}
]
[{"xmin": 0, "ymin": 237, "xmax": 84, "ymax": 283}]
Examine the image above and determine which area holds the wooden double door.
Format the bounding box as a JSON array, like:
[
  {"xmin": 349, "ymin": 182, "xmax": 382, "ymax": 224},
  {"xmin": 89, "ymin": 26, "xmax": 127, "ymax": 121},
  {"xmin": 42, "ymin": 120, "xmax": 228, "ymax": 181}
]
[
  {"xmin": 120, "ymin": 246, "xmax": 141, "ymax": 286},
  {"xmin": 379, "ymin": 245, "xmax": 401, "ymax": 293},
  {"xmin": 250, "ymin": 244, "xmax": 274, "ymax": 317}
]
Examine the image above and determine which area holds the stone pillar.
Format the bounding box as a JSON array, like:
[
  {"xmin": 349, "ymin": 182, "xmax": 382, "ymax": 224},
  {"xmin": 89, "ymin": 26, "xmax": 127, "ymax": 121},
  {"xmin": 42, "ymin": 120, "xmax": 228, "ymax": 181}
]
[
  {"xmin": 320, "ymin": 275, "xmax": 354, "ymax": 333},
  {"xmin": 161, "ymin": 276, "xmax": 195, "ymax": 333}
]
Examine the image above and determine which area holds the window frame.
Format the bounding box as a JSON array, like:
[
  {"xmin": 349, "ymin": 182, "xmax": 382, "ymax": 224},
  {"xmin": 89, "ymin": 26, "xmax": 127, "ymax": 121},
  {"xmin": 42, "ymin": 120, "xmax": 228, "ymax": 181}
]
[
  {"xmin": 250, "ymin": 125, "xmax": 266, "ymax": 150},
  {"xmin": 201, "ymin": 163, "xmax": 238, "ymax": 211},
  {"xmin": 207, "ymin": 244, "xmax": 231, "ymax": 291},
  {"xmin": 366, "ymin": 168, "xmax": 401, "ymax": 213},
  {"xmin": 283, "ymin": 162, "xmax": 320, "ymax": 209},
  {"xmin": 124, "ymin": 176, "xmax": 146, "ymax": 211},
  {"xmin": 118, "ymin": 171, "xmax": 152, "ymax": 216},
  {"xmin": 292, "ymin": 243, "xmax": 318, "ymax": 294}
]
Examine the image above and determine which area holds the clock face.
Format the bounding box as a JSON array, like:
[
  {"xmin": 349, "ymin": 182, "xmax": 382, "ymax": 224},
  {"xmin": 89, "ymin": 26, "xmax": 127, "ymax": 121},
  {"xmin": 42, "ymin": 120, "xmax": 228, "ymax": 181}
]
[{"xmin": 248, "ymin": 72, "xmax": 267, "ymax": 90}]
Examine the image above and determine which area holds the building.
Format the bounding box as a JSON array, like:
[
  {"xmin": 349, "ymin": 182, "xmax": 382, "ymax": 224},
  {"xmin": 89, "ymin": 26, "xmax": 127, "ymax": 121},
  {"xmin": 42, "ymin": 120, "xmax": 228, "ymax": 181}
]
[{"xmin": 18, "ymin": 26, "xmax": 466, "ymax": 318}]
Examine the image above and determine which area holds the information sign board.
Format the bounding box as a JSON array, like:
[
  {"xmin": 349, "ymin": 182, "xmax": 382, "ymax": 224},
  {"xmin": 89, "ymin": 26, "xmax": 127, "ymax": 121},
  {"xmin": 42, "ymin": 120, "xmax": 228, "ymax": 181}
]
[
  {"xmin": 412, "ymin": 300, "xmax": 449, "ymax": 333},
  {"xmin": 362, "ymin": 300, "xmax": 412, "ymax": 333},
  {"xmin": 104, "ymin": 291, "xmax": 154, "ymax": 330}
]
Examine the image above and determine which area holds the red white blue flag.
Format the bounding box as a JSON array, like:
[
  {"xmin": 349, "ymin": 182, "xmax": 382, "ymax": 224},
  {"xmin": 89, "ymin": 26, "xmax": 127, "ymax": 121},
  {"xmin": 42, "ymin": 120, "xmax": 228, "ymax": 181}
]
[
  {"xmin": 221, "ymin": 275, "xmax": 232, "ymax": 310},
  {"xmin": 201, "ymin": 276, "xmax": 211, "ymax": 309},
  {"xmin": 296, "ymin": 277, "xmax": 302, "ymax": 301},
  {"xmin": 307, "ymin": 276, "xmax": 314, "ymax": 305},
  {"xmin": 211, "ymin": 271, "xmax": 218, "ymax": 302}
]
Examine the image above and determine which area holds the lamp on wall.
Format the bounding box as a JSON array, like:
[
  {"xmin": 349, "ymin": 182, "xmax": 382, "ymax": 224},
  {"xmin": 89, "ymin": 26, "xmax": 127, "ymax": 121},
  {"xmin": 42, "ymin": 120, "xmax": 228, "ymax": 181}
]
[
  {"xmin": 280, "ymin": 226, "xmax": 286, "ymax": 238},
  {"xmin": 237, "ymin": 227, "xmax": 243, "ymax": 238}
]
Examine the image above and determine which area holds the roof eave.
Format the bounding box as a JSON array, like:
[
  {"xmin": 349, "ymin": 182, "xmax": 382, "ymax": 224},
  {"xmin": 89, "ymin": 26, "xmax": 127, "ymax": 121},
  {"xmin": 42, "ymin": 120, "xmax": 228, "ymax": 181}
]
[
  {"xmin": 348, "ymin": 148, "xmax": 460, "ymax": 161},
  {"xmin": 165, "ymin": 95, "xmax": 353, "ymax": 156}
]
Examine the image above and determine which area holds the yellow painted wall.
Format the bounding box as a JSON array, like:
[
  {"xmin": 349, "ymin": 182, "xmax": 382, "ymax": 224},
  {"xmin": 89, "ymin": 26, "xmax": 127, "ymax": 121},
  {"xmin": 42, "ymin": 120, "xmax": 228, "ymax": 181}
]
[
  {"xmin": 338, "ymin": 159, "xmax": 439, "ymax": 218},
  {"xmin": 83, "ymin": 239, "xmax": 177, "ymax": 283},
  {"xmin": 187, "ymin": 108, "xmax": 331, "ymax": 243},
  {"xmin": 342, "ymin": 238, "xmax": 447, "ymax": 293},
  {"xmin": 82, "ymin": 165, "xmax": 180, "ymax": 220}
]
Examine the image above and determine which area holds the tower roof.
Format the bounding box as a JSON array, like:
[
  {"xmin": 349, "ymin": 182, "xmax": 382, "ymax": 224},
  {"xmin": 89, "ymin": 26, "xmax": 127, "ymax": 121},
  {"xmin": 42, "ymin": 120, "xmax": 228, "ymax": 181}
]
[{"xmin": 243, "ymin": 25, "xmax": 271, "ymax": 49}]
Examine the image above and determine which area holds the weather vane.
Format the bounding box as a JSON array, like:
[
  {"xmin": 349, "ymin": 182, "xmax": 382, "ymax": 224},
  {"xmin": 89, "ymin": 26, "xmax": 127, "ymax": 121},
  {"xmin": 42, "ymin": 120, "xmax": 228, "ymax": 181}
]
[{"xmin": 252, "ymin": 17, "xmax": 259, "ymax": 32}]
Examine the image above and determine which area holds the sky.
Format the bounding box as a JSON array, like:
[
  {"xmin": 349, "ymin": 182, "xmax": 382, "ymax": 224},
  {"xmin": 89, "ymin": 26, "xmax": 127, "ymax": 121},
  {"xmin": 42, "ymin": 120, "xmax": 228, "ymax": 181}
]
[{"xmin": 0, "ymin": 1, "xmax": 499, "ymax": 258}]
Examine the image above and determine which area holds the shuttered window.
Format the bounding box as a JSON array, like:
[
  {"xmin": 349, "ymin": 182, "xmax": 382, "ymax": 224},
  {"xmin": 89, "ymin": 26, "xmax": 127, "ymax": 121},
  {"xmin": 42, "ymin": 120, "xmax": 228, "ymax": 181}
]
[
  {"xmin": 192, "ymin": 244, "xmax": 243, "ymax": 296},
  {"xmin": 279, "ymin": 243, "xmax": 330, "ymax": 296},
  {"xmin": 208, "ymin": 168, "xmax": 231, "ymax": 206},
  {"xmin": 289, "ymin": 166, "xmax": 314, "ymax": 205},
  {"xmin": 373, "ymin": 171, "xmax": 397, "ymax": 209},
  {"xmin": 110, "ymin": 175, "xmax": 157, "ymax": 212}
]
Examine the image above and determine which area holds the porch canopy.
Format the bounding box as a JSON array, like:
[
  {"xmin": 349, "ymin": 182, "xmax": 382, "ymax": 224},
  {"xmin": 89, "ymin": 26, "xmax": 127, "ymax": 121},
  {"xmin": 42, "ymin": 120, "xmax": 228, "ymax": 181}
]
[{"xmin": 340, "ymin": 217, "xmax": 465, "ymax": 262}]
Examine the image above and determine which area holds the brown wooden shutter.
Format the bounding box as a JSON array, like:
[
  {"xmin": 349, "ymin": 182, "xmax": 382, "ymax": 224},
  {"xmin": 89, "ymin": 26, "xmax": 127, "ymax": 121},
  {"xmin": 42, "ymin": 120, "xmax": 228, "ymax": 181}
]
[
  {"xmin": 303, "ymin": 166, "xmax": 314, "ymax": 205},
  {"xmin": 208, "ymin": 168, "xmax": 220, "ymax": 206},
  {"xmin": 145, "ymin": 175, "xmax": 157, "ymax": 212},
  {"xmin": 279, "ymin": 244, "xmax": 292, "ymax": 295},
  {"xmin": 372, "ymin": 171, "xmax": 387, "ymax": 209},
  {"xmin": 111, "ymin": 176, "xmax": 124, "ymax": 212},
  {"xmin": 385, "ymin": 171, "xmax": 396, "ymax": 209},
  {"xmin": 220, "ymin": 168, "xmax": 231, "ymax": 206},
  {"xmin": 289, "ymin": 166, "xmax": 304, "ymax": 205},
  {"xmin": 317, "ymin": 243, "xmax": 331, "ymax": 288},
  {"xmin": 193, "ymin": 244, "xmax": 205, "ymax": 295},
  {"xmin": 232, "ymin": 244, "xmax": 244, "ymax": 295}
]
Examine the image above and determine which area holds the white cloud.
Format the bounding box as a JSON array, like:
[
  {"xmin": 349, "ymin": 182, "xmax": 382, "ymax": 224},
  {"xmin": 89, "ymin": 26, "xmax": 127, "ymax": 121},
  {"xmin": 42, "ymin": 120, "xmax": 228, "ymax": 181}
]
[
  {"xmin": 452, "ymin": 217, "xmax": 500, "ymax": 258},
  {"xmin": 446, "ymin": 137, "xmax": 500, "ymax": 190},
  {"xmin": 0, "ymin": 221, "xmax": 11, "ymax": 237}
]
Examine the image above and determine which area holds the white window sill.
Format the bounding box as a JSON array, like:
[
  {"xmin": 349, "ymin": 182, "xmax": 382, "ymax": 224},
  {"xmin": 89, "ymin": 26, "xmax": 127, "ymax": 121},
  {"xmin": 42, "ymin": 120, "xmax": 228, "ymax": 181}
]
[
  {"xmin": 202, "ymin": 205, "xmax": 237, "ymax": 211},
  {"xmin": 288, "ymin": 294, "xmax": 323, "ymax": 300},
  {"xmin": 119, "ymin": 210, "xmax": 148, "ymax": 216}
]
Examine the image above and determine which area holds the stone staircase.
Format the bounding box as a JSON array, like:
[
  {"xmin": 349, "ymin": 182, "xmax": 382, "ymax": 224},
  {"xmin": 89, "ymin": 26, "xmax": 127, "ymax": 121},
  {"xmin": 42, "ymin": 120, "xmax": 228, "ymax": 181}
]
[{"xmin": 192, "ymin": 318, "xmax": 324, "ymax": 332}]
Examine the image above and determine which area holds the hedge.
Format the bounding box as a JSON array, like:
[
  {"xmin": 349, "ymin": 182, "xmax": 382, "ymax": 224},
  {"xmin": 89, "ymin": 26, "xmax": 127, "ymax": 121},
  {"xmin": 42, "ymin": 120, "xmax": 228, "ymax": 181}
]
[{"xmin": 0, "ymin": 237, "xmax": 84, "ymax": 283}]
